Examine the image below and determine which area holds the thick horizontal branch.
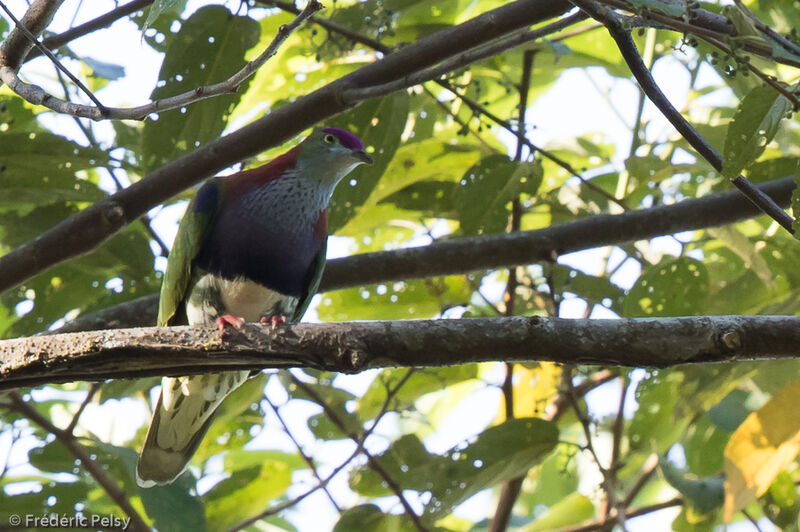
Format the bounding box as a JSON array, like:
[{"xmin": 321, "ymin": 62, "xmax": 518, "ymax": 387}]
[
  {"xmin": 4, "ymin": 315, "xmax": 800, "ymax": 389},
  {"xmin": 55, "ymin": 175, "xmax": 795, "ymax": 334},
  {"xmin": 0, "ymin": 0, "xmax": 572, "ymax": 295},
  {"xmin": 321, "ymin": 176, "xmax": 794, "ymax": 289}
]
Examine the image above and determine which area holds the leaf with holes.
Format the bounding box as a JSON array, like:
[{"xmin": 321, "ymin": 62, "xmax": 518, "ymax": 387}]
[
  {"xmin": 141, "ymin": 6, "xmax": 260, "ymax": 173},
  {"xmin": 722, "ymin": 85, "xmax": 791, "ymax": 179},
  {"xmin": 623, "ymin": 257, "xmax": 709, "ymax": 317},
  {"xmin": 459, "ymin": 156, "xmax": 543, "ymax": 236}
]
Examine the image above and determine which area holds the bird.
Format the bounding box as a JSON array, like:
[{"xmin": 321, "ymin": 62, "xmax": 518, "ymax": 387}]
[{"xmin": 136, "ymin": 127, "xmax": 373, "ymax": 487}]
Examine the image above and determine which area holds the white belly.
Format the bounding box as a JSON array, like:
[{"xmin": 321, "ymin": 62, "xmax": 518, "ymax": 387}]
[
  {"xmin": 219, "ymin": 277, "xmax": 293, "ymax": 322},
  {"xmin": 186, "ymin": 274, "xmax": 299, "ymax": 326}
]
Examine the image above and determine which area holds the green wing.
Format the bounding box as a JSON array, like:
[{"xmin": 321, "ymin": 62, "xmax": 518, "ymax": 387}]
[
  {"xmin": 293, "ymin": 237, "xmax": 327, "ymax": 323},
  {"xmin": 158, "ymin": 180, "xmax": 222, "ymax": 327}
]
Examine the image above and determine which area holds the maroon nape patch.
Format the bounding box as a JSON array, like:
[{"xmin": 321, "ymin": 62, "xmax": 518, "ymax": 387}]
[{"xmin": 321, "ymin": 127, "xmax": 365, "ymax": 151}]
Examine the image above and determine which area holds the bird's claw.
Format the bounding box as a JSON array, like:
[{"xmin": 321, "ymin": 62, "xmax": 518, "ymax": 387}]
[
  {"xmin": 260, "ymin": 315, "xmax": 287, "ymax": 329},
  {"xmin": 217, "ymin": 314, "xmax": 246, "ymax": 334}
]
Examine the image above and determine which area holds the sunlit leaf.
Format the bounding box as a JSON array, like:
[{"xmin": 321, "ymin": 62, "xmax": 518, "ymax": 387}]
[
  {"xmin": 723, "ymin": 85, "xmax": 791, "ymax": 179},
  {"xmin": 724, "ymin": 378, "xmax": 800, "ymax": 520}
]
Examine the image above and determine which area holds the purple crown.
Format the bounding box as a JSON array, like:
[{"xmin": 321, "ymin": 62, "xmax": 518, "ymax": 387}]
[{"xmin": 321, "ymin": 127, "xmax": 365, "ymax": 151}]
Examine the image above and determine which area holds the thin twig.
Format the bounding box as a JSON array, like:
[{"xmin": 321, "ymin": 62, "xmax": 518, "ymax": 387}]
[
  {"xmin": 570, "ymin": 0, "xmax": 794, "ymax": 233},
  {"xmin": 564, "ymin": 367, "xmax": 624, "ymax": 532},
  {"xmin": 421, "ymin": 85, "xmax": 497, "ymax": 153},
  {"xmin": 489, "ymin": 48, "xmax": 534, "ymax": 532},
  {"xmin": 622, "ymin": 453, "xmax": 659, "ymax": 508},
  {"xmin": 52, "ymin": 65, "xmax": 170, "ymax": 259},
  {"xmin": 605, "ymin": 374, "xmax": 629, "ymax": 530},
  {"xmin": 341, "ymin": 12, "xmax": 589, "ymax": 104},
  {"xmin": 30, "ymin": 0, "xmax": 155, "ymax": 61},
  {"xmin": 264, "ymin": 396, "xmax": 341, "ymax": 513},
  {"xmin": 0, "ymin": 0, "xmax": 64, "ymax": 69},
  {"xmin": 441, "ymin": 81, "xmax": 629, "ymax": 211},
  {"xmin": 1, "ymin": 0, "xmax": 323, "ymax": 120},
  {"xmin": 65, "ymin": 382, "xmax": 101, "ymax": 434},
  {"xmin": 0, "ymin": 0, "xmax": 108, "ymax": 112},
  {"xmin": 556, "ymin": 497, "xmax": 683, "ymax": 532},
  {"xmin": 741, "ymin": 508, "xmax": 764, "ymax": 532},
  {"xmin": 732, "ymin": 0, "xmax": 800, "ymax": 58},
  {"xmin": 226, "ymin": 444, "xmax": 362, "ymax": 532},
  {"xmin": 601, "ymin": 0, "xmax": 800, "ymax": 69},
  {"xmin": 230, "ymin": 369, "xmax": 417, "ymax": 530},
  {"xmin": 291, "ymin": 373, "xmax": 428, "ymax": 532},
  {"xmin": 6, "ymin": 392, "xmax": 151, "ymax": 532},
  {"xmin": 699, "ymin": 32, "xmax": 799, "ymax": 108}
]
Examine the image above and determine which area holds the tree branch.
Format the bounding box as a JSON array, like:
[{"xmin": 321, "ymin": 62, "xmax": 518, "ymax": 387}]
[
  {"xmin": 0, "ymin": 1, "xmax": 107, "ymax": 111},
  {"xmin": 0, "ymin": 0, "xmax": 63, "ymax": 70},
  {"xmin": 0, "ymin": 0, "xmax": 323, "ymax": 120},
  {"xmin": 570, "ymin": 0, "xmax": 795, "ymax": 232},
  {"xmin": 4, "ymin": 315, "xmax": 800, "ymax": 389},
  {"xmin": 29, "ymin": 0, "xmax": 154, "ymax": 61},
  {"xmin": 51, "ymin": 175, "xmax": 796, "ymax": 334},
  {"xmin": 0, "ymin": 0, "xmax": 572, "ymax": 295},
  {"xmin": 319, "ymin": 176, "xmax": 793, "ymax": 290},
  {"xmin": 6, "ymin": 392, "xmax": 151, "ymax": 532},
  {"xmin": 290, "ymin": 373, "xmax": 428, "ymax": 531},
  {"xmin": 557, "ymin": 496, "xmax": 683, "ymax": 532}
]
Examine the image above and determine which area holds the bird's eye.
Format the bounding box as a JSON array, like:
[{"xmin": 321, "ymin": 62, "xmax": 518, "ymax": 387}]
[{"xmin": 323, "ymin": 134, "xmax": 336, "ymax": 145}]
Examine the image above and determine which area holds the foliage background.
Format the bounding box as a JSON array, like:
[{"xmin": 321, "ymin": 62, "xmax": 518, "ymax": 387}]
[{"xmin": 0, "ymin": 0, "xmax": 799, "ymax": 531}]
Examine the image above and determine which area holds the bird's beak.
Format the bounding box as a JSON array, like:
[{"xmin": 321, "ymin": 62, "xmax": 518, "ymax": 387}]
[{"xmin": 352, "ymin": 149, "xmax": 374, "ymax": 165}]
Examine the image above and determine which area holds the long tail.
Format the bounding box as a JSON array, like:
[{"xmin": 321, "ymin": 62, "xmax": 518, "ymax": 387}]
[{"xmin": 137, "ymin": 371, "xmax": 249, "ymax": 487}]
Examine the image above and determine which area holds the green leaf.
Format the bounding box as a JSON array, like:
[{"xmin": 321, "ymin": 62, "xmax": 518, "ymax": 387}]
[
  {"xmin": 0, "ymin": 481, "xmax": 90, "ymax": 520},
  {"xmin": 459, "ymin": 156, "xmax": 543, "ymax": 236},
  {"xmin": 629, "ymin": 0, "xmax": 686, "ymax": 16},
  {"xmin": 722, "ymin": 85, "xmax": 792, "ymax": 179},
  {"xmin": 623, "ymin": 257, "xmax": 709, "ymax": 317},
  {"xmin": 661, "ymin": 459, "xmax": 724, "ymax": 514},
  {"xmin": 141, "ymin": 6, "xmax": 261, "ymax": 172},
  {"xmin": 142, "ymin": 0, "xmax": 184, "ymax": 36},
  {"xmin": 684, "ymin": 414, "xmax": 728, "ymax": 477},
  {"xmin": 358, "ymin": 366, "xmax": 479, "ymax": 420},
  {"xmin": 90, "ymin": 440, "xmax": 206, "ymax": 532},
  {"xmin": 550, "ymin": 265, "xmax": 624, "ymax": 313},
  {"xmin": 334, "ymin": 504, "xmax": 416, "ymax": 532},
  {"xmin": 140, "ymin": 474, "xmax": 207, "ymax": 532},
  {"xmin": 524, "ymin": 492, "xmax": 595, "ymax": 531},
  {"xmin": 205, "ymin": 453, "xmax": 305, "ymax": 531},
  {"xmin": 0, "ymin": 132, "xmax": 107, "ymax": 211},
  {"xmin": 759, "ymin": 471, "xmax": 800, "ymax": 529},
  {"xmin": 350, "ymin": 418, "xmax": 558, "ymax": 522},
  {"xmin": 28, "ymin": 441, "xmax": 75, "ymax": 473},
  {"xmin": 318, "ymin": 276, "xmax": 471, "ymax": 321},
  {"xmin": 707, "ymin": 389, "xmax": 753, "ymax": 433},
  {"xmin": 628, "ymin": 371, "xmax": 688, "ymax": 453}
]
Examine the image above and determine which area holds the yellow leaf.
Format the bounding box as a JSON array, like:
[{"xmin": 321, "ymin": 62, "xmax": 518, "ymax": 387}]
[
  {"xmin": 723, "ymin": 378, "xmax": 800, "ymax": 521},
  {"xmin": 495, "ymin": 363, "xmax": 561, "ymax": 424}
]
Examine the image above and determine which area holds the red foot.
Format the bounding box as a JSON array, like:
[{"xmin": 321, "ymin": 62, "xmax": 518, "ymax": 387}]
[
  {"xmin": 260, "ymin": 315, "xmax": 287, "ymax": 329},
  {"xmin": 217, "ymin": 314, "xmax": 246, "ymax": 333}
]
